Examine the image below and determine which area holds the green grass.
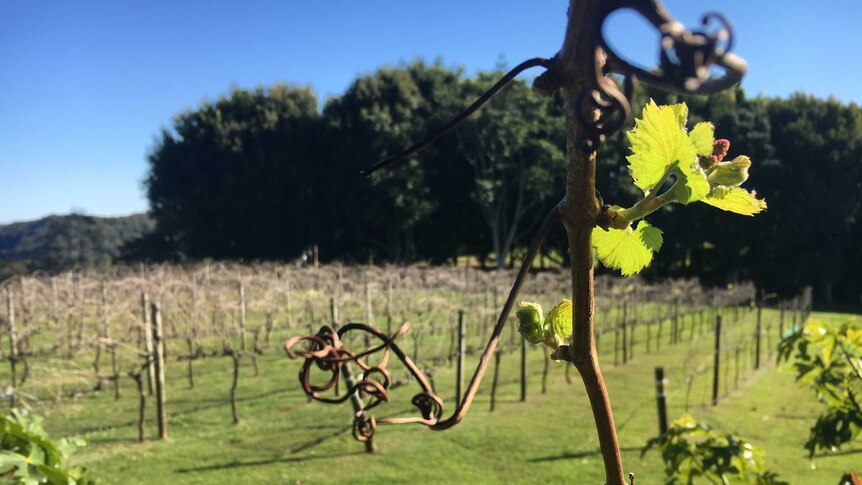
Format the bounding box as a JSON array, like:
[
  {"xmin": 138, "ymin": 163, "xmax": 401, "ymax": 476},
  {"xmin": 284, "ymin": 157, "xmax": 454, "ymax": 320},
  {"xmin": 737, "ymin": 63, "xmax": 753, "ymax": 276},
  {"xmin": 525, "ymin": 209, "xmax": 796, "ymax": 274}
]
[{"xmin": 16, "ymin": 310, "xmax": 862, "ymax": 483}]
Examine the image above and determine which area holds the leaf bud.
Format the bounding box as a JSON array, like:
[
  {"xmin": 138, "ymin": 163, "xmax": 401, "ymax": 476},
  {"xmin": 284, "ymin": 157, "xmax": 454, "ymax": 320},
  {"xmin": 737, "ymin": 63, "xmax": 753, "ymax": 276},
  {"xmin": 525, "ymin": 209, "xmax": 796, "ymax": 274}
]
[
  {"xmin": 707, "ymin": 155, "xmax": 751, "ymax": 187},
  {"xmin": 516, "ymin": 301, "xmax": 544, "ymax": 345}
]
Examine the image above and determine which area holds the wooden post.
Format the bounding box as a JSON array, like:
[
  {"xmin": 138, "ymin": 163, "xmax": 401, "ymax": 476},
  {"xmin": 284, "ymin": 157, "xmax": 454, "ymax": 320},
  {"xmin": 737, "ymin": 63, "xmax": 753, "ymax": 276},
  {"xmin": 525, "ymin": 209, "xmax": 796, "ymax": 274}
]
[
  {"xmin": 447, "ymin": 318, "xmax": 455, "ymax": 367},
  {"xmin": 6, "ymin": 288, "xmax": 18, "ymax": 408},
  {"xmin": 238, "ymin": 281, "xmax": 247, "ymax": 351},
  {"xmin": 151, "ymin": 302, "xmax": 168, "ymax": 440},
  {"xmin": 671, "ymin": 299, "xmax": 679, "ymax": 345},
  {"xmin": 230, "ymin": 351, "xmax": 241, "ymax": 424},
  {"xmin": 330, "ymin": 298, "xmax": 338, "ymax": 327},
  {"xmin": 490, "ymin": 349, "xmax": 500, "ymax": 412},
  {"xmin": 456, "ymin": 310, "xmax": 465, "ymax": 403},
  {"xmin": 654, "ymin": 367, "xmax": 668, "ymax": 436},
  {"xmin": 131, "ymin": 372, "xmax": 146, "ymax": 442},
  {"xmin": 755, "ymin": 304, "xmax": 762, "ymax": 370},
  {"xmin": 141, "ymin": 293, "xmax": 155, "ymax": 395},
  {"xmin": 712, "ymin": 315, "xmax": 722, "ymax": 406},
  {"xmin": 186, "ymin": 337, "xmax": 195, "ymax": 388}
]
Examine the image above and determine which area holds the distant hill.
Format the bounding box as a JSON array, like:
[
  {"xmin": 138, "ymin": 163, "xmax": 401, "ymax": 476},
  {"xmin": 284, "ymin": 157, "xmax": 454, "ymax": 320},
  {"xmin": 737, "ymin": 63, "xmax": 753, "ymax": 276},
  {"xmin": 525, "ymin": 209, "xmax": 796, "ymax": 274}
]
[{"xmin": 0, "ymin": 213, "xmax": 154, "ymax": 278}]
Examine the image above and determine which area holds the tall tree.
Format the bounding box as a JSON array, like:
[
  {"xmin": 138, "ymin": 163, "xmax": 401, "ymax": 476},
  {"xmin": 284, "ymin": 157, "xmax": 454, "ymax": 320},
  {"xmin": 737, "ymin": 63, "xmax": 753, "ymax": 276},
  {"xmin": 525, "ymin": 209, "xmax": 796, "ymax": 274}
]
[
  {"xmin": 455, "ymin": 72, "xmax": 565, "ymax": 269},
  {"xmin": 323, "ymin": 60, "xmax": 463, "ymax": 263},
  {"xmin": 763, "ymin": 94, "xmax": 862, "ymax": 303},
  {"xmin": 145, "ymin": 84, "xmax": 321, "ymax": 260}
]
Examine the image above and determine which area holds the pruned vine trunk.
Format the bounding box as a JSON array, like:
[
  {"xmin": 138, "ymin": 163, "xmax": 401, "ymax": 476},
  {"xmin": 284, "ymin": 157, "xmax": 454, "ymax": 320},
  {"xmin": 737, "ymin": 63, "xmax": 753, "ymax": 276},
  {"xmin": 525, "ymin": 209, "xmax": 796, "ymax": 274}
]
[{"xmin": 559, "ymin": 1, "xmax": 625, "ymax": 482}]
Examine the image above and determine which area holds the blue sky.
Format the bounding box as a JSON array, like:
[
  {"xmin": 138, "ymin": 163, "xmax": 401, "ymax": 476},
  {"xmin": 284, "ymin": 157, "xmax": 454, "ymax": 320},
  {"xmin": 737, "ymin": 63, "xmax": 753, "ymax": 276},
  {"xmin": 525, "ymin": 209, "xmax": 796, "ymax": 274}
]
[{"xmin": 1, "ymin": 0, "xmax": 860, "ymax": 224}]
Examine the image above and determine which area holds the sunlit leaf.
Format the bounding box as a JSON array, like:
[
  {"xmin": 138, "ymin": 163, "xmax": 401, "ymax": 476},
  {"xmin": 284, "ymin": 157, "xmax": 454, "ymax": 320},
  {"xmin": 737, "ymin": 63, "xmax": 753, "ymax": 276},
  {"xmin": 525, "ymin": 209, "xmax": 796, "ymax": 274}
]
[
  {"xmin": 544, "ymin": 299, "xmax": 572, "ymax": 347},
  {"xmin": 592, "ymin": 221, "xmax": 663, "ymax": 276},
  {"xmin": 703, "ymin": 186, "xmax": 767, "ymax": 216},
  {"xmin": 689, "ymin": 121, "xmax": 715, "ymax": 156},
  {"xmin": 627, "ymin": 100, "xmax": 692, "ymax": 193}
]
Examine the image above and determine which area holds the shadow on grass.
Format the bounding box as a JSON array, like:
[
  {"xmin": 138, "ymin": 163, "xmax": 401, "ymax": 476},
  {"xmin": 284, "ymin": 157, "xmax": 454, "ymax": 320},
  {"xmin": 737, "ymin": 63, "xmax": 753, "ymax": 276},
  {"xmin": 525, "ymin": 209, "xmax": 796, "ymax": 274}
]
[
  {"xmin": 773, "ymin": 413, "xmax": 819, "ymax": 420},
  {"xmin": 72, "ymin": 388, "xmax": 295, "ymax": 439},
  {"xmin": 175, "ymin": 451, "xmax": 364, "ymax": 473},
  {"xmin": 813, "ymin": 447, "xmax": 862, "ymax": 459},
  {"xmin": 528, "ymin": 446, "xmax": 641, "ymax": 462},
  {"xmin": 289, "ymin": 425, "xmax": 353, "ymax": 454}
]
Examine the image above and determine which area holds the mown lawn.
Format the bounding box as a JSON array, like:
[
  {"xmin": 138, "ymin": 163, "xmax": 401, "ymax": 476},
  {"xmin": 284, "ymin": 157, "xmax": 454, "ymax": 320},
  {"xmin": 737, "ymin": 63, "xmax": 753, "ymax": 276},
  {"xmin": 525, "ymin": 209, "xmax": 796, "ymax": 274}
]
[{"xmin": 29, "ymin": 310, "xmax": 862, "ymax": 483}]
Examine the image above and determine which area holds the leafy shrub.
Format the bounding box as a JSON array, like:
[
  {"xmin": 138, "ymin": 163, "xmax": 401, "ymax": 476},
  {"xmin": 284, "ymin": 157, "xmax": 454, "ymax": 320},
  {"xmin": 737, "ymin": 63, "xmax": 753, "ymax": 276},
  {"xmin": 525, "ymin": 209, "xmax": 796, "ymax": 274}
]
[
  {"xmin": 778, "ymin": 319, "xmax": 862, "ymax": 457},
  {"xmin": 643, "ymin": 414, "xmax": 786, "ymax": 485},
  {"xmin": 0, "ymin": 409, "xmax": 93, "ymax": 484}
]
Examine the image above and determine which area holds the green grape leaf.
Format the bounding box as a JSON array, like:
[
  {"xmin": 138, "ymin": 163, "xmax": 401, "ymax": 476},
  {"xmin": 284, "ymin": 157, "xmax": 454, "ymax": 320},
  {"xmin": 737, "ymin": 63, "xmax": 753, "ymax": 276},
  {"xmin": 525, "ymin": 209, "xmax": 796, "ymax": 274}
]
[
  {"xmin": 543, "ymin": 299, "xmax": 572, "ymax": 347},
  {"xmin": 626, "ymin": 100, "xmax": 692, "ymax": 193},
  {"xmin": 673, "ymin": 144, "xmax": 710, "ymax": 204},
  {"xmin": 689, "ymin": 121, "xmax": 715, "ymax": 156},
  {"xmin": 703, "ymin": 186, "xmax": 767, "ymax": 216},
  {"xmin": 592, "ymin": 221, "xmax": 663, "ymax": 276},
  {"xmin": 0, "ymin": 451, "xmax": 27, "ymax": 469}
]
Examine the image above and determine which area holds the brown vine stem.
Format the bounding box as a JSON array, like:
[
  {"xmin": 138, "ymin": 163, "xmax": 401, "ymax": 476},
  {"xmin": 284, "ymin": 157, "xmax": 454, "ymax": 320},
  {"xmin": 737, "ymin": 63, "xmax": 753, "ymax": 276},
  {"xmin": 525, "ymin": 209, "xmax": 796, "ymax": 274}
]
[{"xmin": 558, "ymin": 1, "xmax": 626, "ymax": 483}]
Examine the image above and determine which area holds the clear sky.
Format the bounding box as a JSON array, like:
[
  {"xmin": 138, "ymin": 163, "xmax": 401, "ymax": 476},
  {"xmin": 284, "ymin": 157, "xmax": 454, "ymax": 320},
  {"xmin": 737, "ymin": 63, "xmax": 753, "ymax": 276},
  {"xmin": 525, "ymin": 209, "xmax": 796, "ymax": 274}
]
[{"xmin": 1, "ymin": 0, "xmax": 860, "ymax": 224}]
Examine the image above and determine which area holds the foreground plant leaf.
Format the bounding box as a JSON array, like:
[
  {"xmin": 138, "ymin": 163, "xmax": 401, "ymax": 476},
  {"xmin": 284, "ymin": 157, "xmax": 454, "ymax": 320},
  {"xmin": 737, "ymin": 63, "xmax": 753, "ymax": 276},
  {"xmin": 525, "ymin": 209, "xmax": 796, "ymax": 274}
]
[
  {"xmin": 689, "ymin": 121, "xmax": 715, "ymax": 156},
  {"xmin": 628, "ymin": 100, "xmax": 711, "ymax": 204},
  {"xmin": 703, "ymin": 186, "xmax": 767, "ymax": 216},
  {"xmin": 627, "ymin": 101, "xmax": 692, "ymax": 193},
  {"xmin": 543, "ymin": 299, "xmax": 572, "ymax": 348},
  {"xmin": 673, "ymin": 156, "xmax": 710, "ymax": 204},
  {"xmin": 643, "ymin": 413, "xmax": 788, "ymax": 485},
  {"xmin": 592, "ymin": 221, "xmax": 663, "ymax": 276}
]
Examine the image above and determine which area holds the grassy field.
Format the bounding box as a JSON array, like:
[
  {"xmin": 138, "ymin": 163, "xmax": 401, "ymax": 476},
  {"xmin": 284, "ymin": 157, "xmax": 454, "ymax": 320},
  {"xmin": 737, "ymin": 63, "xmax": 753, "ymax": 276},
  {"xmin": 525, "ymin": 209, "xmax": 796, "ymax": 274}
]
[{"xmin": 18, "ymin": 308, "xmax": 855, "ymax": 484}]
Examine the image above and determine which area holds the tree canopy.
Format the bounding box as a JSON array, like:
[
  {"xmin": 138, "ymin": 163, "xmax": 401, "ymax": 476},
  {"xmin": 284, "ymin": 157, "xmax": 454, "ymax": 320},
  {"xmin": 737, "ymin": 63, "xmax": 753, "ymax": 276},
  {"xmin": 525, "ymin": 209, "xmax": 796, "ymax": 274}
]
[{"xmin": 114, "ymin": 60, "xmax": 862, "ymax": 304}]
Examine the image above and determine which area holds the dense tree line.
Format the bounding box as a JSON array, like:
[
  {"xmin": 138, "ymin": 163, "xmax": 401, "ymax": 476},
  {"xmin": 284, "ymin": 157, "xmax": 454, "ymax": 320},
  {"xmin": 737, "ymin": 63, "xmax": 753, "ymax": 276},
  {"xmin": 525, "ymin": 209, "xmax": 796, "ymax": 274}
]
[{"xmin": 137, "ymin": 60, "xmax": 862, "ymax": 304}]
